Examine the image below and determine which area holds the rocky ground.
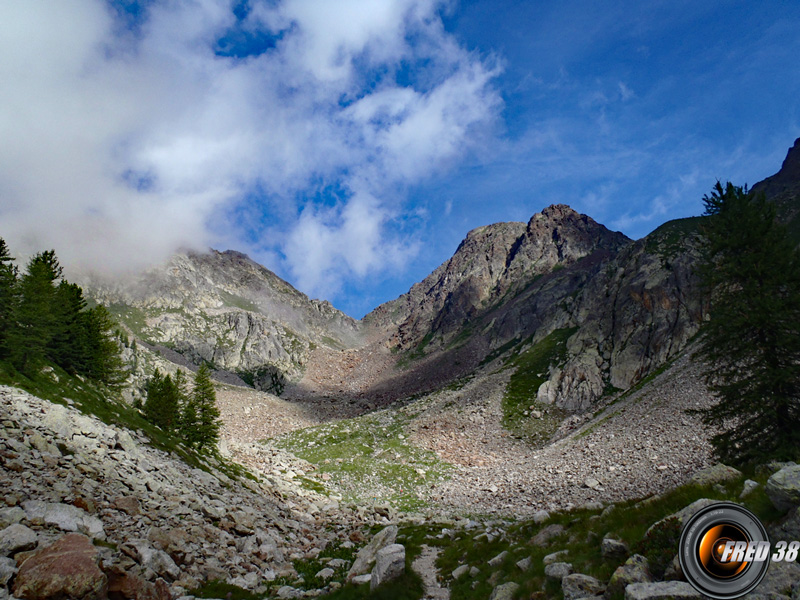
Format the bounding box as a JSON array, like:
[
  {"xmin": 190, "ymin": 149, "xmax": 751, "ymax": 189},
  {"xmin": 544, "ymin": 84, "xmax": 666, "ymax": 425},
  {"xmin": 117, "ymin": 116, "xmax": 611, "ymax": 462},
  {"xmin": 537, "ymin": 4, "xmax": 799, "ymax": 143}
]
[
  {"xmin": 411, "ymin": 351, "xmax": 716, "ymax": 514},
  {"xmin": 0, "ymin": 386, "xmax": 383, "ymax": 599},
  {"xmin": 227, "ymin": 346, "xmax": 716, "ymax": 517}
]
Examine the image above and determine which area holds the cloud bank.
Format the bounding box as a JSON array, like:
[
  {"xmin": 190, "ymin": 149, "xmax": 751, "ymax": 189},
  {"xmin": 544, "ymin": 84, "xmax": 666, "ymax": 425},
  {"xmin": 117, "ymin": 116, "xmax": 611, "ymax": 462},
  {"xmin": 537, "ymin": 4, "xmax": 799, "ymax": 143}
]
[{"xmin": 0, "ymin": 0, "xmax": 501, "ymax": 298}]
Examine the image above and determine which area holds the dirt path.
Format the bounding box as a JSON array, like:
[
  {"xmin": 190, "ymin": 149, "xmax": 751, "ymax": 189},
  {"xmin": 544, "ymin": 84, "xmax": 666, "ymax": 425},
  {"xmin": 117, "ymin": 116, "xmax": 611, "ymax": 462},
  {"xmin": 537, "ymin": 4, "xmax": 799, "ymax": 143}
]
[{"xmin": 413, "ymin": 545, "xmax": 449, "ymax": 600}]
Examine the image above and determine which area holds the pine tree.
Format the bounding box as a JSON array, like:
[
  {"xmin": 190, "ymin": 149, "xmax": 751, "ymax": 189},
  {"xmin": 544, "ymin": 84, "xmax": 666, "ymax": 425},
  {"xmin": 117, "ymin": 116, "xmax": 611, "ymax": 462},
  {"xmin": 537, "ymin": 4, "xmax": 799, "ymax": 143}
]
[
  {"xmin": 695, "ymin": 182, "xmax": 800, "ymax": 464},
  {"xmin": 0, "ymin": 238, "xmax": 17, "ymax": 359},
  {"xmin": 7, "ymin": 251, "xmax": 62, "ymax": 373},
  {"xmin": 192, "ymin": 364, "xmax": 221, "ymax": 452},
  {"xmin": 83, "ymin": 305, "xmax": 127, "ymax": 387},
  {"xmin": 143, "ymin": 369, "xmax": 180, "ymax": 429},
  {"xmin": 49, "ymin": 281, "xmax": 89, "ymax": 374}
]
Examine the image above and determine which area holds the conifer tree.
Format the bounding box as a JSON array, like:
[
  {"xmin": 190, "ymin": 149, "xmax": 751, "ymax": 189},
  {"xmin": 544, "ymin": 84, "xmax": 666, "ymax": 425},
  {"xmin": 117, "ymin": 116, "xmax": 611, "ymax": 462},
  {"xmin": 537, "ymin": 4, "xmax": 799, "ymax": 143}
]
[
  {"xmin": 8, "ymin": 251, "xmax": 62, "ymax": 373},
  {"xmin": 83, "ymin": 305, "xmax": 127, "ymax": 386},
  {"xmin": 192, "ymin": 364, "xmax": 220, "ymax": 452},
  {"xmin": 49, "ymin": 282, "xmax": 89, "ymax": 374},
  {"xmin": 0, "ymin": 239, "xmax": 17, "ymax": 359},
  {"xmin": 696, "ymin": 182, "xmax": 800, "ymax": 464},
  {"xmin": 143, "ymin": 369, "xmax": 180, "ymax": 429}
]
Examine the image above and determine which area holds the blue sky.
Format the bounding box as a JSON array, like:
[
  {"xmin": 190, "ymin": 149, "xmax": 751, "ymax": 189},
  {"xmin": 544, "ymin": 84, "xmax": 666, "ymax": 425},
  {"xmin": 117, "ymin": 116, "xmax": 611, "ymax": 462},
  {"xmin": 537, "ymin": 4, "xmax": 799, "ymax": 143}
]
[{"xmin": 1, "ymin": 1, "xmax": 799, "ymax": 318}]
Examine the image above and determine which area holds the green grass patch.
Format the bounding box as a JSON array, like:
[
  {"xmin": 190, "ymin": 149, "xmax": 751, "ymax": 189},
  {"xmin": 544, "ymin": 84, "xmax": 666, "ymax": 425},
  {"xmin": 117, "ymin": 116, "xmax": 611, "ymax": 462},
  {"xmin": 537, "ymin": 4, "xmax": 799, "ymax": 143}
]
[
  {"xmin": 500, "ymin": 327, "xmax": 577, "ymax": 445},
  {"xmin": 431, "ymin": 471, "xmax": 785, "ymax": 600},
  {"xmin": 188, "ymin": 580, "xmax": 261, "ymax": 600},
  {"xmin": 217, "ymin": 290, "xmax": 260, "ymax": 313},
  {"xmin": 272, "ymin": 409, "xmax": 451, "ymax": 511},
  {"xmin": 107, "ymin": 304, "xmax": 150, "ymax": 340}
]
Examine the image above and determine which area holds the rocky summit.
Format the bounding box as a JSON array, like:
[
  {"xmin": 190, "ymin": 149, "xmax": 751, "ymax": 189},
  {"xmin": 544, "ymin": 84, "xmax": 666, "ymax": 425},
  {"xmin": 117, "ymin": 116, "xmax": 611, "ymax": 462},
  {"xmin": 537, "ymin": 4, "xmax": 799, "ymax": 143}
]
[{"xmin": 2, "ymin": 138, "xmax": 800, "ymax": 600}]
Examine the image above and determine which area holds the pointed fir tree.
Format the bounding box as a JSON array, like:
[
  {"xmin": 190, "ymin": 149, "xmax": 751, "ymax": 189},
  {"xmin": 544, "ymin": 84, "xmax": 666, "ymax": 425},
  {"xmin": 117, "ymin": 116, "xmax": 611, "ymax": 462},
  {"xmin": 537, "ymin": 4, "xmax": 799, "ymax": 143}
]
[
  {"xmin": 83, "ymin": 305, "xmax": 127, "ymax": 387},
  {"xmin": 48, "ymin": 281, "xmax": 89, "ymax": 374},
  {"xmin": 7, "ymin": 251, "xmax": 62, "ymax": 373},
  {"xmin": 695, "ymin": 182, "xmax": 800, "ymax": 465},
  {"xmin": 192, "ymin": 363, "xmax": 221, "ymax": 453},
  {"xmin": 143, "ymin": 369, "xmax": 180, "ymax": 430}
]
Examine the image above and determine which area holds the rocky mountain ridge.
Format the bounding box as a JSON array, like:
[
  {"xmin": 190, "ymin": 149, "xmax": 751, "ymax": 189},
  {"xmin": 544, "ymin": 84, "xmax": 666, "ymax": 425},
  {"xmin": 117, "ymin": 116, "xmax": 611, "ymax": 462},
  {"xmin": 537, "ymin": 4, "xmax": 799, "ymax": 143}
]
[
  {"xmin": 82, "ymin": 138, "xmax": 800, "ymax": 416},
  {"xmin": 79, "ymin": 250, "xmax": 363, "ymax": 391}
]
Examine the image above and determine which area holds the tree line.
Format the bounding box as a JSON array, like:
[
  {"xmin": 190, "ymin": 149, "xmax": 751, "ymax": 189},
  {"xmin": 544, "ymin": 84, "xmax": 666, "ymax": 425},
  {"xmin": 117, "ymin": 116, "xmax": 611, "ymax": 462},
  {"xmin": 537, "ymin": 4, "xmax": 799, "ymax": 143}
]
[
  {"xmin": 0, "ymin": 238, "xmax": 126, "ymax": 385},
  {"xmin": 142, "ymin": 363, "xmax": 221, "ymax": 452}
]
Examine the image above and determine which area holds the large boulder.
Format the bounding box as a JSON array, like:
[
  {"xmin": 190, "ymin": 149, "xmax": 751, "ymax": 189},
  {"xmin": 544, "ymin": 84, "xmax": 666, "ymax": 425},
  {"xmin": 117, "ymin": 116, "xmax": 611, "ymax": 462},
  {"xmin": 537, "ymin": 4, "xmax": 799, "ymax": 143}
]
[
  {"xmin": 370, "ymin": 544, "xmax": 405, "ymax": 590},
  {"xmin": 13, "ymin": 533, "xmax": 107, "ymax": 600},
  {"xmin": 605, "ymin": 555, "xmax": 652, "ymax": 599},
  {"xmin": 765, "ymin": 464, "xmax": 800, "ymax": 512},
  {"xmin": 489, "ymin": 582, "xmax": 520, "ymax": 600},
  {"xmin": 562, "ymin": 573, "xmax": 606, "ymax": 600},
  {"xmin": 743, "ymin": 559, "xmax": 800, "ymax": 598},
  {"xmin": 347, "ymin": 525, "xmax": 397, "ymax": 579},
  {"xmin": 22, "ymin": 501, "xmax": 105, "ymax": 540},
  {"xmin": 625, "ymin": 582, "xmax": 701, "ymax": 600},
  {"xmin": 689, "ymin": 464, "xmax": 741, "ymax": 486},
  {"xmin": 0, "ymin": 523, "xmax": 38, "ymax": 557},
  {"xmin": 544, "ymin": 562, "xmax": 573, "ymax": 581},
  {"xmin": 646, "ymin": 499, "xmax": 716, "ymax": 535}
]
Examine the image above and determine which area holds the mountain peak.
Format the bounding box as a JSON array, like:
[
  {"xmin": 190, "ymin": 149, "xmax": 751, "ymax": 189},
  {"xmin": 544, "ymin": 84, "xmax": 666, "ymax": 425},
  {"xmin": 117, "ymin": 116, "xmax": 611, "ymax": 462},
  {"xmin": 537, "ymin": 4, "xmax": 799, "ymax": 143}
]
[{"xmin": 777, "ymin": 137, "xmax": 800, "ymax": 182}]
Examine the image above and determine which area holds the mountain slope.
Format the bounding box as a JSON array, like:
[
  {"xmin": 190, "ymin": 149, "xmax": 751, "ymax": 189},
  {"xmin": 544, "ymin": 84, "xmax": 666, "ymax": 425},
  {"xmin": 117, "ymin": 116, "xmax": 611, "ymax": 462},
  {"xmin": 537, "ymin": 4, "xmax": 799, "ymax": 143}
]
[{"xmin": 81, "ymin": 250, "xmax": 363, "ymax": 389}]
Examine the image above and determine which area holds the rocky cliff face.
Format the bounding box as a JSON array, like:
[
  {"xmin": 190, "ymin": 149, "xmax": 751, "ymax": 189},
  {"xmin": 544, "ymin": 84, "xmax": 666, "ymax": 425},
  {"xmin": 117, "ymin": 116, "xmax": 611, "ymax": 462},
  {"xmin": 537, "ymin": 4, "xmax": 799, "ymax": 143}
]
[
  {"xmin": 361, "ymin": 203, "xmax": 702, "ymax": 411},
  {"xmin": 81, "ymin": 250, "xmax": 363, "ymax": 387},
  {"xmin": 366, "ymin": 205, "xmax": 630, "ymax": 352}
]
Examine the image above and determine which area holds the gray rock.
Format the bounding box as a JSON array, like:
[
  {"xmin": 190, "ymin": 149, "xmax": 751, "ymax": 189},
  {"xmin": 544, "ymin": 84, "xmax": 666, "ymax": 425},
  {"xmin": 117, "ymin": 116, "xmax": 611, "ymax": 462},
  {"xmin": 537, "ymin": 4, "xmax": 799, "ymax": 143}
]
[
  {"xmin": 663, "ymin": 554, "xmax": 683, "ymax": 582},
  {"xmin": 276, "ymin": 585, "xmax": 304, "ymax": 599},
  {"xmin": 533, "ymin": 510, "xmax": 550, "ymax": 524},
  {"xmin": 489, "ymin": 582, "xmax": 519, "ymax": 600},
  {"xmin": 532, "ymin": 524, "xmax": 565, "ymax": 546},
  {"xmin": 0, "ymin": 557, "xmax": 17, "ymax": 586},
  {"xmin": 0, "ymin": 523, "xmax": 38, "ymax": 557},
  {"xmin": 772, "ymin": 506, "xmax": 800, "ymax": 542},
  {"xmin": 21, "ymin": 501, "xmax": 105, "ymax": 540},
  {"xmin": 605, "ymin": 555, "xmax": 652, "ymax": 599},
  {"xmin": 744, "ymin": 560, "xmax": 800, "ymax": 597},
  {"xmin": 0, "ymin": 507, "xmax": 25, "ymax": 529},
  {"xmin": 647, "ymin": 499, "xmax": 716, "ymax": 535},
  {"xmin": 625, "ymin": 581, "xmax": 702, "ymax": 600},
  {"xmin": 544, "ymin": 550, "xmax": 569, "ymax": 565},
  {"xmin": 129, "ymin": 540, "xmax": 181, "ymax": 580},
  {"xmin": 545, "ymin": 562, "xmax": 573, "ymax": 581},
  {"xmin": 370, "ymin": 544, "xmax": 405, "ymax": 590},
  {"xmin": 601, "ymin": 537, "xmax": 629, "ymax": 559},
  {"xmin": 327, "ymin": 558, "xmax": 349, "ymax": 569},
  {"xmin": 488, "ymin": 550, "xmax": 507, "ymax": 567},
  {"xmin": 766, "ymin": 465, "xmax": 800, "ymax": 512},
  {"xmin": 315, "ymin": 567, "xmax": 334, "ymax": 580},
  {"xmin": 347, "ymin": 525, "xmax": 397, "ymax": 578},
  {"xmin": 689, "ymin": 464, "xmax": 741, "ymax": 486},
  {"xmin": 516, "ymin": 556, "xmax": 532, "ymax": 571},
  {"xmin": 452, "ymin": 564, "xmax": 469, "ymax": 580},
  {"xmin": 740, "ymin": 479, "xmax": 759, "ymax": 499},
  {"xmin": 585, "ymin": 478, "xmax": 602, "ymax": 491},
  {"xmin": 562, "ymin": 573, "xmax": 606, "ymax": 600},
  {"xmin": 351, "ymin": 574, "xmax": 372, "ymax": 585}
]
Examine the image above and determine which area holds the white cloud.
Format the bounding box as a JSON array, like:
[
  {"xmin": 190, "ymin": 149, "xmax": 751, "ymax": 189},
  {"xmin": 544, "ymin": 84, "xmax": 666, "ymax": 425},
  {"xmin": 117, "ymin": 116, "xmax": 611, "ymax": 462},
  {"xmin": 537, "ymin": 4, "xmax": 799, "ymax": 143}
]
[{"xmin": 0, "ymin": 0, "xmax": 501, "ymax": 296}]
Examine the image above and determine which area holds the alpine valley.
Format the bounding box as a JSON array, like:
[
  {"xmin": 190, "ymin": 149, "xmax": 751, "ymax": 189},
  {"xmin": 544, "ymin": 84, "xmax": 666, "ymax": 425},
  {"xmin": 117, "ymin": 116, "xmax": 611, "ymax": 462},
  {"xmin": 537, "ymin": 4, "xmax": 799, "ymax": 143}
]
[{"xmin": 2, "ymin": 139, "xmax": 800, "ymax": 600}]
